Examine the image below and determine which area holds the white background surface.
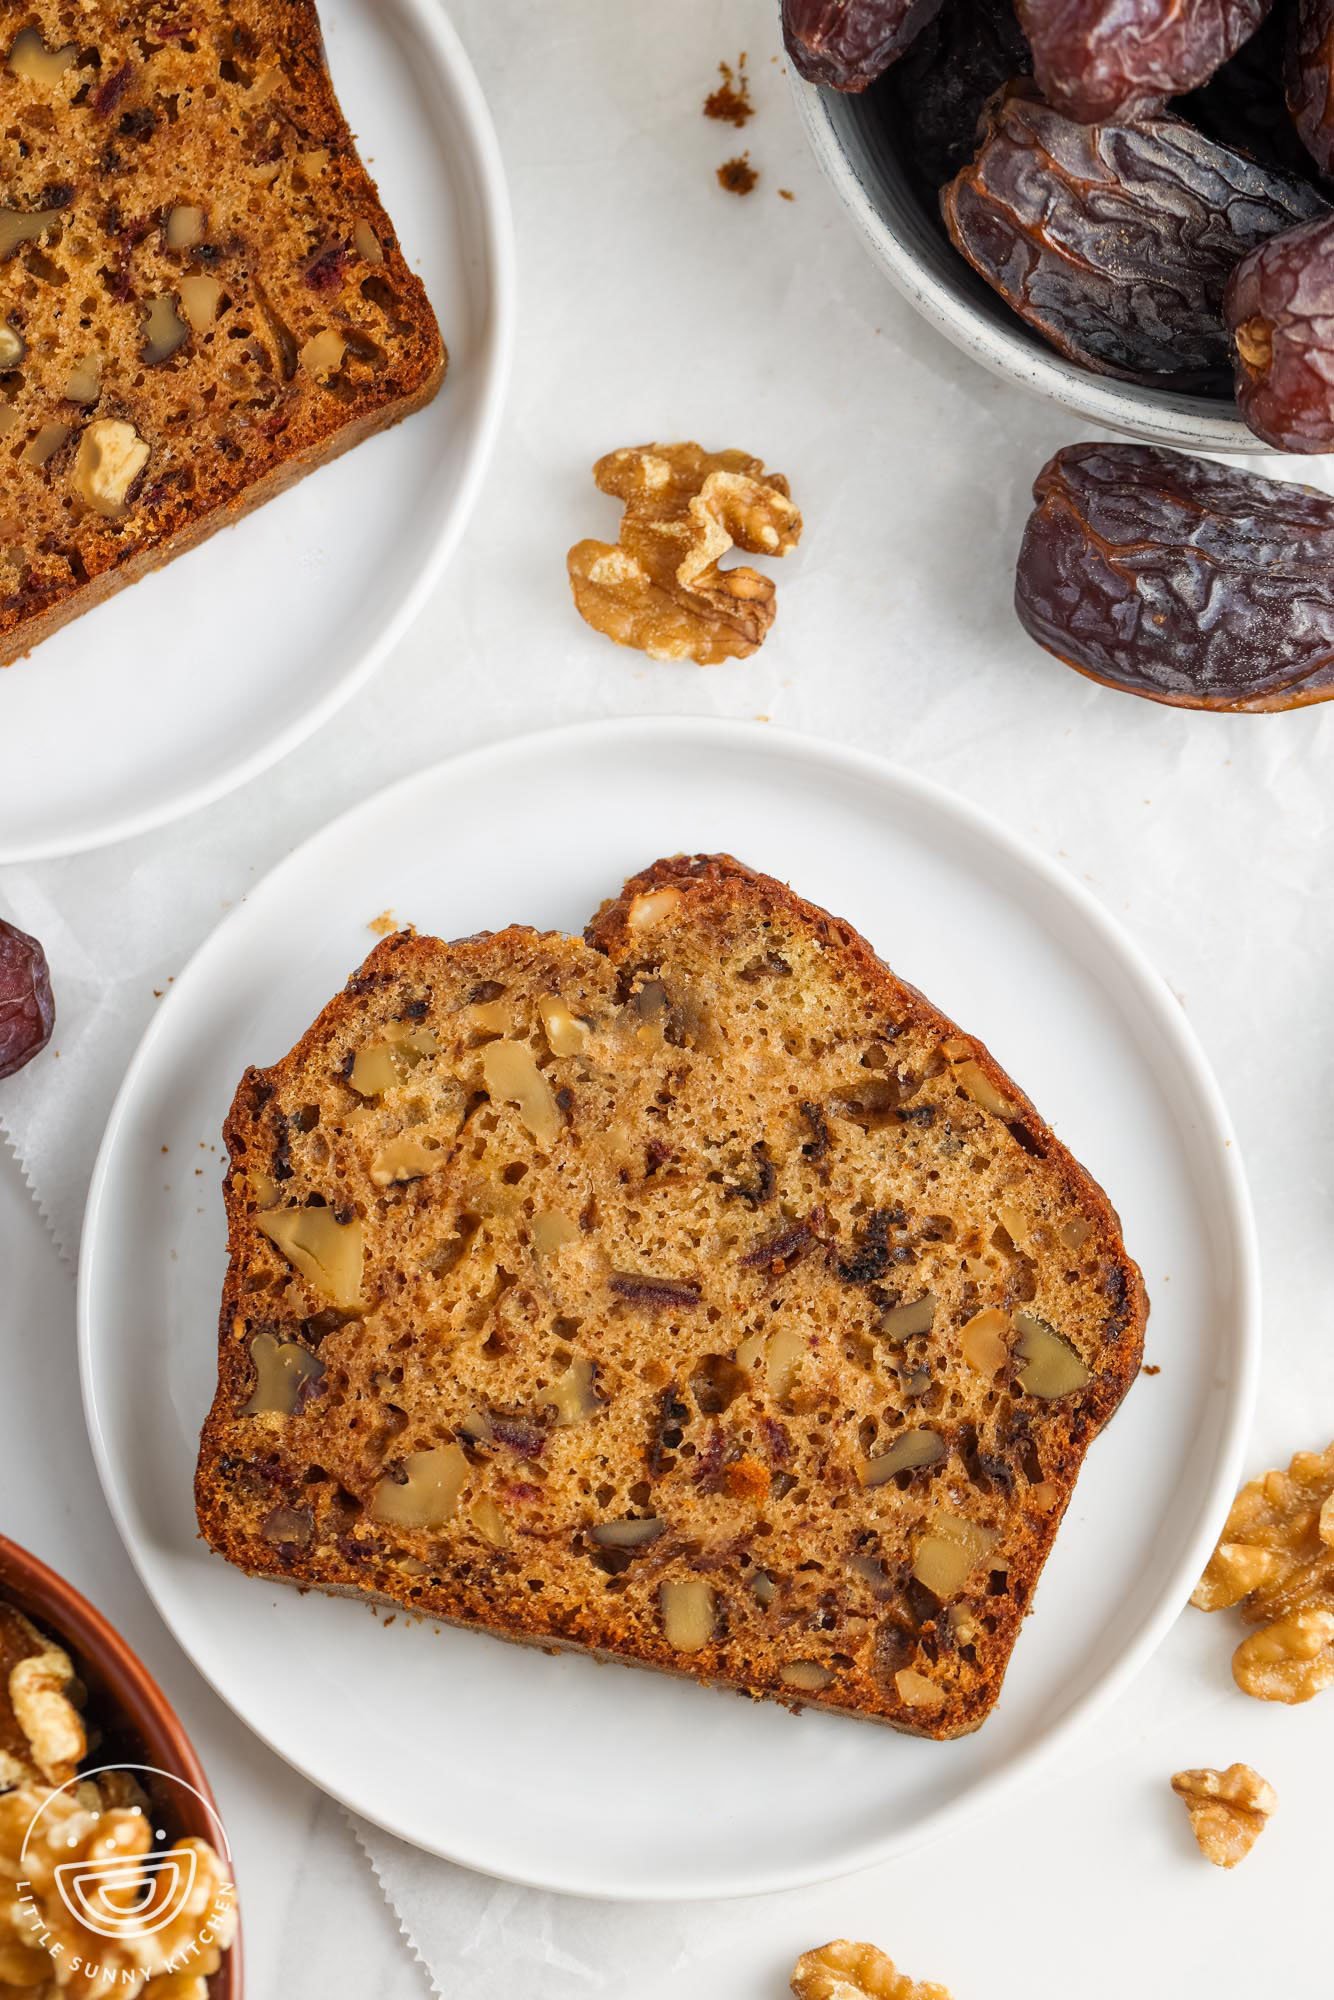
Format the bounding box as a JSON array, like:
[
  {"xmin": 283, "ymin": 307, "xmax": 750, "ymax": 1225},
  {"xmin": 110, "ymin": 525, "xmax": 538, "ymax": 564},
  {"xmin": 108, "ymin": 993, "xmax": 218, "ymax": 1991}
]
[{"xmin": 5, "ymin": 0, "xmax": 1334, "ymax": 1992}]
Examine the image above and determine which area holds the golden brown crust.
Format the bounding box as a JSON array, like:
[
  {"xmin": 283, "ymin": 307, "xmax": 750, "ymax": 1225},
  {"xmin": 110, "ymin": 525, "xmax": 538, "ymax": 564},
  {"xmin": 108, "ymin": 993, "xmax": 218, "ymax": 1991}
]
[
  {"xmin": 0, "ymin": 0, "xmax": 445, "ymax": 666},
  {"xmin": 196, "ymin": 863, "xmax": 1147, "ymax": 1739}
]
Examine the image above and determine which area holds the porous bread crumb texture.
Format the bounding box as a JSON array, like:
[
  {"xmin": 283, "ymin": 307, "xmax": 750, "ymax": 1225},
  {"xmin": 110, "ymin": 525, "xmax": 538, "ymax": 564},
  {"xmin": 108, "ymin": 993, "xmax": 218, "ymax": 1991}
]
[
  {"xmin": 0, "ymin": 0, "xmax": 445, "ymax": 666},
  {"xmin": 196, "ymin": 856, "xmax": 1147, "ymax": 1739}
]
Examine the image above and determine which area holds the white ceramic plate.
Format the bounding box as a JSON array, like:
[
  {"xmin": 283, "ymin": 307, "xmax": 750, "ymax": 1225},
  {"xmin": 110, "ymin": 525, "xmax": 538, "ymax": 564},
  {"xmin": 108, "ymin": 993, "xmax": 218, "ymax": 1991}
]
[
  {"xmin": 0, "ymin": 0, "xmax": 513, "ymax": 862},
  {"xmin": 80, "ymin": 719, "xmax": 1259, "ymax": 1900}
]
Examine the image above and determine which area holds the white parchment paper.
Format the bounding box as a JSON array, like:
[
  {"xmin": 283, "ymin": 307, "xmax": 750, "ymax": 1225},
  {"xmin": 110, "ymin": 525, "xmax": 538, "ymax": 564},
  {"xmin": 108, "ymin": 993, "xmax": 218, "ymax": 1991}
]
[{"xmin": 6, "ymin": 0, "xmax": 1334, "ymax": 1992}]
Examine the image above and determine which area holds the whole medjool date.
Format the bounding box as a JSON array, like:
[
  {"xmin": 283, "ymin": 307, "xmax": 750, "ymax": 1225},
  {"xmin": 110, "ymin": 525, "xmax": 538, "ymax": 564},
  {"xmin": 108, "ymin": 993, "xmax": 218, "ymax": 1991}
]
[
  {"xmin": 782, "ymin": 0, "xmax": 946, "ymax": 90},
  {"xmin": 942, "ymin": 84, "xmax": 1327, "ymax": 389},
  {"xmin": 1227, "ymin": 211, "xmax": 1334, "ymax": 449},
  {"xmin": 1016, "ymin": 442, "xmax": 1334, "ymax": 710},
  {"xmin": 0, "ymin": 919, "xmax": 54, "ymax": 1080},
  {"xmin": 1017, "ymin": 0, "xmax": 1275, "ymax": 123}
]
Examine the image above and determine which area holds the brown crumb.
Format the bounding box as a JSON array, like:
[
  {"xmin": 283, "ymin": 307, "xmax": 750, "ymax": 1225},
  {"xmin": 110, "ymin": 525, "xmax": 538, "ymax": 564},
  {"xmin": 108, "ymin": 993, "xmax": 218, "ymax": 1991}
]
[
  {"xmin": 368, "ymin": 909, "xmax": 397, "ymax": 937},
  {"xmin": 778, "ymin": 187, "xmax": 796, "ymax": 201},
  {"xmin": 704, "ymin": 54, "xmax": 753, "ymax": 128},
  {"xmin": 1143, "ymin": 1363, "xmax": 1161, "ymax": 1376},
  {"xmin": 717, "ymin": 154, "xmax": 758, "ymax": 196}
]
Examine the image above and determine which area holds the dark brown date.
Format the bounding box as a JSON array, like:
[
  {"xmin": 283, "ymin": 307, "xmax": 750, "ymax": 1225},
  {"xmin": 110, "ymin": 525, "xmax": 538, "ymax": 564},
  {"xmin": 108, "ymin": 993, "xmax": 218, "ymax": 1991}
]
[
  {"xmin": 0, "ymin": 918, "xmax": 54, "ymax": 1080},
  {"xmin": 1176, "ymin": 8, "xmax": 1316, "ymax": 182},
  {"xmin": 878, "ymin": 0, "xmax": 1031, "ymax": 192},
  {"xmin": 1015, "ymin": 442, "xmax": 1334, "ymax": 711},
  {"xmin": 1285, "ymin": 0, "xmax": 1334, "ymax": 171},
  {"xmin": 1017, "ymin": 0, "xmax": 1275, "ymax": 122},
  {"xmin": 1227, "ymin": 212, "xmax": 1334, "ymax": 448},
  {"xmin": 782, "ymin": 0, "xmax": 946, "ymax": 91},
  {"xmin": 941, "ymin": 84, "xmax": 1327, "ymax": 389}
]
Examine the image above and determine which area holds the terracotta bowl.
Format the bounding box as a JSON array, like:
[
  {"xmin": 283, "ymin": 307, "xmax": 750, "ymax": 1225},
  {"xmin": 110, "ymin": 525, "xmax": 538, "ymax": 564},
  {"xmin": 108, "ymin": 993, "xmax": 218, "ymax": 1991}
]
[{"xmin": 0, "ymin": 1535, "xmax": 242, "ymax": 1999}]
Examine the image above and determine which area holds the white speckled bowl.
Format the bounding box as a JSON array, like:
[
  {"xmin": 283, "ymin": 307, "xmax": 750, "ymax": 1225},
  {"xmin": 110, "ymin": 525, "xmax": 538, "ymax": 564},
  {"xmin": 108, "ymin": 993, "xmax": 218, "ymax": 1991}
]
[{"xmin": 793, "ymin": 71, "xmax": 1263, "ymax": 452}]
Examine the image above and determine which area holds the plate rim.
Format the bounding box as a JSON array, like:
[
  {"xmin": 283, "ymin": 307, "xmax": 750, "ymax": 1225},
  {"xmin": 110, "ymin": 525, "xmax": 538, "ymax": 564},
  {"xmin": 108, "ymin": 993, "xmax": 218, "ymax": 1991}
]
[
  {"xmin": 77, "ymin": 715, "xmax": 1263, "ymax": 1900},
  {"xmin": 0, "ymin": 0, "xmax": 516, "ymax": 865}
]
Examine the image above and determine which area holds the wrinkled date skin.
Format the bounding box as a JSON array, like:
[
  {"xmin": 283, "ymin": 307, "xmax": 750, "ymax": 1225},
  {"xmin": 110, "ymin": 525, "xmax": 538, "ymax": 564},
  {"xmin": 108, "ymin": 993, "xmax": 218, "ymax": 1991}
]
[
  {"xmin": 1286, "ymin": 0, "xmax": 1334, "ymax": 172},
  {"xmin": 1016, "ymin": 443, "xmax": 1334, "ymax": 711},
  {"xmin": 941, "ymin": 84, "xmax": 1327, "ymax": 388},
  {"xmin": 0, "ymin": 918, "xmax": 54, "ymax": 1079},
  {"xmin": 1179, "ymin": 7, "xmax": 1320, "ymax": 180},
  {"xmin": 1227, "ymin": 212, "xmax": 1334, "ymax": 448},
  {"xmin": 1017, "ymin": 0, "xmax": 1275, "ymax": 122},
  {"xmin": 878, "ymin": 0, "xmax": 1032, "ymax": 191},
  {"xmin": 782, "ymin": 0, "xmax": 946, "ymax": 89}
]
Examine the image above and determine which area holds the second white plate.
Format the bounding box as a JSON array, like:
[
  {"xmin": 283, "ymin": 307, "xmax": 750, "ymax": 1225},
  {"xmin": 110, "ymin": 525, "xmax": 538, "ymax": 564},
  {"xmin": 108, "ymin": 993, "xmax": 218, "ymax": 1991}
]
[
  {"xmin": 79, "ymin": 718, "xmax": 1258, "ymax": 1899},
  {"xmin": 0, "ymin": 0, "xmax": 513, "ymax": 861}
]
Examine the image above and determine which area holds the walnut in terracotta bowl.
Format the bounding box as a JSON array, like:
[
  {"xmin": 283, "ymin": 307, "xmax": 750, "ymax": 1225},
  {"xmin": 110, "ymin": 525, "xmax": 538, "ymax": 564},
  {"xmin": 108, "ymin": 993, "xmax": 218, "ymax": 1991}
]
[{"xmin": 0, "ymin": 1535, "xmax": 241, "ymax": 1999}]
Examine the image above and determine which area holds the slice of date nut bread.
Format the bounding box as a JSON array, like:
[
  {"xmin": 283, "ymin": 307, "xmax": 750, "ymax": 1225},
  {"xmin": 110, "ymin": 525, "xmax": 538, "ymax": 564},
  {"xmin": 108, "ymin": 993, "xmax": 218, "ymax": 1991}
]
[
  {"xmin": 196, "ymin": 857, "xmax": 1147, "ymax": 1738},
  {"xmin": 0, "ymin": 1, "xmax": 444, "ymax": 666}
]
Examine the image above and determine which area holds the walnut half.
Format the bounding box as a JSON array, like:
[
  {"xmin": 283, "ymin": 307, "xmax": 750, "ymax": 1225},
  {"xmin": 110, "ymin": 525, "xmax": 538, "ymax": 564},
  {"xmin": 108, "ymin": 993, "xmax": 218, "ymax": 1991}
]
[
  {"xmin": 1193, "ymin": 1439, "xmax": 1334, "ymax": 1702},
  {"xmin": 567, "ymin": 442, "xmax": 802, "ymax": 665},
  {"xmin": 791, "ymin": 1940, "xmax": 954, "ymax": 2000},
  {"xmin": 1171, "ymin": 1764, "xmax": 1277, "ymax": 1868},
  {"xmin": 0, "ymin": 1606, "xmax": 86, "ymax": 1786}
]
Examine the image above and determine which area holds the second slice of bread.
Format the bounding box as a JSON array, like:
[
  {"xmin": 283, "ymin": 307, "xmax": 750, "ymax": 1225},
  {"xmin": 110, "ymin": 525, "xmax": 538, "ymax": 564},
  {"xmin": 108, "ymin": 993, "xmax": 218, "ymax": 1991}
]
[{"xmin": 0, "ymin": 1, "xmax": 445, "ymax": 665}]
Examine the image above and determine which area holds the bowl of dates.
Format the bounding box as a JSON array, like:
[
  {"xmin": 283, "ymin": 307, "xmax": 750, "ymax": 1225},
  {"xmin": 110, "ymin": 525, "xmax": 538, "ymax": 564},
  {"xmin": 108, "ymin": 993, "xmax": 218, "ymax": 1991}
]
[{"xmin": 786, "ymin": 0, "xmax": 1334, "ymax": 453}]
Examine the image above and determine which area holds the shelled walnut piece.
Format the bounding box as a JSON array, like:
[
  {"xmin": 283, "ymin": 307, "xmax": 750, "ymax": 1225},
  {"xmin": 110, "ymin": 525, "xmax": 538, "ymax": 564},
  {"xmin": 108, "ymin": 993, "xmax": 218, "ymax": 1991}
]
[
  {"xmin": 1192, "ymin": 1440, "xmax": 1334, "ymax": 1700},
  {"xmin": 0, "ymin": 1604, "xmax": 85, "ymax": 1790},
  {"xmin": 196, "ymin": 854, "xmax": 1145, "ymax": 1740},
  {"xmin": 567, "ymin": 443, "xmax": 802, "ymax": 663},
  {"xmin": 1171, "ymin": 1763, "xmax": 1276, "ymax": 1868},
  {"xmin": 791, "ymin": 1938, "xmax": 954, "ymax": 2000},
  {"xmin": 0, "ymin": 1783, "xmax": 235, "ymax": 2000},
  {"xmin": 0, "ymin": 2, "xmax": 444, "ymax": 669}
]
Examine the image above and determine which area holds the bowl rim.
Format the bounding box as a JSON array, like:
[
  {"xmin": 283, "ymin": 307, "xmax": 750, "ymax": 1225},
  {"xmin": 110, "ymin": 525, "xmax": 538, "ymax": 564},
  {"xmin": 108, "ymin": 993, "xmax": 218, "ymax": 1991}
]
[
  {"xmin": 792, "ymin": 69, "xmax": 1266, "ymax": 453},
  {"xmin": 0, "ymin": 1534, "xmax": 242, "ymax": 2000}
]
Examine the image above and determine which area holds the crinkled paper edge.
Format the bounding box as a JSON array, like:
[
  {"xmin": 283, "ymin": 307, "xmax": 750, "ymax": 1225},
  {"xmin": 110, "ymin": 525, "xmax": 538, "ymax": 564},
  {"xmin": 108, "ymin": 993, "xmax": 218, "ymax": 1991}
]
[
  {"xmin": 345, "ymin": 1809, "xmax": 445, "ymax": 2000},
  {"xmin": 0, "ymin": 1118, "xmax": 70, "ymax": 1266}
]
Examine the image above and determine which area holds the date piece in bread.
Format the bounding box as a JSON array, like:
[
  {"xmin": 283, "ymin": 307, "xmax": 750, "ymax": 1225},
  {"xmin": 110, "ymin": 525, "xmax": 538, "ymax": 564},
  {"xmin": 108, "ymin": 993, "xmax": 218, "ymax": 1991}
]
[
  {"xmin": 196, "ymin": 857, "xmax": 1146, "ymax": 1739},
  {"xmin": 0, "ymin": 0, "xmax": 445, "ymax": 666}
]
